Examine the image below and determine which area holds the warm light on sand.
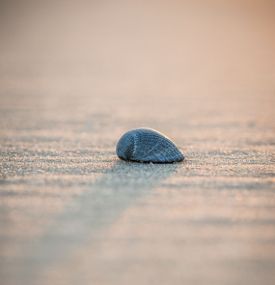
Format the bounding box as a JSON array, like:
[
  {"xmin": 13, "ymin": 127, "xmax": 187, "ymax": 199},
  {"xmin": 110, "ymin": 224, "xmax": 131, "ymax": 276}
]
[{"xmin": 0, "ymin": 1, "xmax": 274, "ymax": 285}]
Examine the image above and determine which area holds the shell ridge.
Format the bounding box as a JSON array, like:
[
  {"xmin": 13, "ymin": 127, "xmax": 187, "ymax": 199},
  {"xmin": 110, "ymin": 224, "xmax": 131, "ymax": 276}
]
[
  {"xmin": 116, "ymin": 128, "xmax": 184, "ymax": 163},
  {"xmin": 132, "ymin": 132, "xmax": 138, "ymax": 159},
  {"xmin": 149, "ymin": 137, "xmax": 177, "ymax": 162},
  {"xmin": 140, "ymin": 137, "xmax": 162, "ymax": 159}
]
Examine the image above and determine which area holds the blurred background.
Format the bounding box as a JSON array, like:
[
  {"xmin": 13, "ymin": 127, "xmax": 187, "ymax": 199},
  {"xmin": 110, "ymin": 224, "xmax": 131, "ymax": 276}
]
[
  {"xmin": 0, "ymin": 1, "xmax": 275, "ymax": 285},
  {"xmin": 1, "ymin": 0, "xmax": 274, "ymax": 116}
]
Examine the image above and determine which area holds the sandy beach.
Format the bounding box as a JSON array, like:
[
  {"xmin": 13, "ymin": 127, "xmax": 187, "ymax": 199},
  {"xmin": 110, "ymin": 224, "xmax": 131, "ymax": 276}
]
[{"xmin": 0, "ymin": 1, "xmax": 275, "ymax": 284}]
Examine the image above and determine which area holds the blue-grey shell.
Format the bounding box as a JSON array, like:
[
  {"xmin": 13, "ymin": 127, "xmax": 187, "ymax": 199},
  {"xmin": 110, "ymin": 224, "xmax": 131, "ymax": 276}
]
[{"xmin": 116, "ymin": 128, "xmax": 184, "ymax": 163}]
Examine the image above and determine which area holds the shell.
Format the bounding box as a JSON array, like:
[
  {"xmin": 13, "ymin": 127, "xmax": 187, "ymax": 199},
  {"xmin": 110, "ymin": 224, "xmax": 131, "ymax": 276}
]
[{"xmin": 116, "ymin": 128, "xmax": 184, "ymax": 163}]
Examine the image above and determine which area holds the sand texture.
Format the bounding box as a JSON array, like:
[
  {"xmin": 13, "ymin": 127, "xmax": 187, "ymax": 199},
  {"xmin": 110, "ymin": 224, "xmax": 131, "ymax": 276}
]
[{"xmin": 0, "ymin": 1, "xmax": 275, "ymax": 284}]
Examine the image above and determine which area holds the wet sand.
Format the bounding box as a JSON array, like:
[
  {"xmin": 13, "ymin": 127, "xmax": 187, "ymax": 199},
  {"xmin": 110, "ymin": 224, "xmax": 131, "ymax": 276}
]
[{"xmin": 0, "ymin": 1, "xmax": 275, "ymax": 285}]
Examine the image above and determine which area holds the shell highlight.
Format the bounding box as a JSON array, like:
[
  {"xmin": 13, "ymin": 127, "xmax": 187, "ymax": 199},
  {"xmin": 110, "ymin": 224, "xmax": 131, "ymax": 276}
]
[{"xmin": 116, "ymin": 128, "xmax": 184, "ymax": 163}]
